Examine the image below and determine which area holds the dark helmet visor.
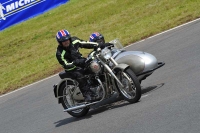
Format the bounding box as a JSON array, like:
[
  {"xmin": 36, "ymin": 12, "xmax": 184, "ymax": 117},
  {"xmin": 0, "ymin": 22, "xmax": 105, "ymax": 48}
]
[
  {"xmin": 93, "ymin": 36, "xmax": 105, "ymax": 43},
  {"xmin": 58, "ymin": 35, "xmax": 71, "ymax": 42}
]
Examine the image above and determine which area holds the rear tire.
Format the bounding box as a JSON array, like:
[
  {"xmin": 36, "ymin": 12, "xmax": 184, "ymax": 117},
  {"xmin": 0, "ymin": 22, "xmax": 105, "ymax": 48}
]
[
  {"xmin": 115, "ymin": 68, "xmax": 141, "ymax": 103},
  {"xmin": 59, "ymin": 82, "xmax": 89, "ymax": 117}
]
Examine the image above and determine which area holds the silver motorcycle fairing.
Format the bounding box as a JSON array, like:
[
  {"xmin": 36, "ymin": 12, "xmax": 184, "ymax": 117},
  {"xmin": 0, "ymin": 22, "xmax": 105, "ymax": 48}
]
[
  {"xmin": 113, "ymin": 63, "xmax": 129, "ymax": 71},
  {"xmin": 112, "ymin": 50, "xmax": 159, "ymax": 81},
  {"xmin": 114, "ymin": 51, "xmax": 158, "ymax": 72}
]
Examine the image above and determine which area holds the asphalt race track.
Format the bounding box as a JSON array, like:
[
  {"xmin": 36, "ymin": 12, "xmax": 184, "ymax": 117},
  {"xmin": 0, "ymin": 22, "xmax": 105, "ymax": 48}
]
[{"xmin": 1, "ymin": 19, "xmax": 200, "ymax": 133}]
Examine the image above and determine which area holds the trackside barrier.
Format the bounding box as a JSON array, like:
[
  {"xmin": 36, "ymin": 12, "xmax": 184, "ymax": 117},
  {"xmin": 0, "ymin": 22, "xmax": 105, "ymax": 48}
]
[{"xmin": 0, "ymin": 0, "xmax": 69, "ymax": 31}]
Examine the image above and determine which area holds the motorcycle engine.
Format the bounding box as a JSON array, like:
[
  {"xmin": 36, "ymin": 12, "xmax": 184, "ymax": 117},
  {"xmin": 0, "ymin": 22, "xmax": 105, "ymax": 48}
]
[
  {"xmin": 90, "ymin": 85, "xmax": 102, "ymax": 99},
  {"xmin": 89, "ymin": 60, "xmax": 101, "ymax": 74}
]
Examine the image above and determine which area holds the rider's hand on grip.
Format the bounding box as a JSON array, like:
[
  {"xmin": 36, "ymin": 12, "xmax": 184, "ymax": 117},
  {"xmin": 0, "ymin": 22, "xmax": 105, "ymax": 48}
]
[
  {"xmin": 85, "ymin": 57, "xmax": 92, "ymax": 64},
  {"xmin": 99, "ymin": 43, "xmax": 114, "ymax": 49},
  {"xmin": 94, "ymin": 45, "xmax": 98, "ymax": 51},
  {"xmin": 94, "ymin": 43, "xmax": 113, "ymax": 51},
  {"xmin": 73, "ymin": 58, "xmax": 86, "ymax": 66},
  {"xmin": 105, "ymin": 43, "xmax": 114, "ymax": 48}
]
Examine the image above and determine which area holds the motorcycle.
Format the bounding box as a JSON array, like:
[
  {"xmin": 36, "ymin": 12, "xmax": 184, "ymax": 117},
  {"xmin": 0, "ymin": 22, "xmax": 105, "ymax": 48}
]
[{"xmin": 53, "ymin": 39, "xmax": 165, "ymax": 117}]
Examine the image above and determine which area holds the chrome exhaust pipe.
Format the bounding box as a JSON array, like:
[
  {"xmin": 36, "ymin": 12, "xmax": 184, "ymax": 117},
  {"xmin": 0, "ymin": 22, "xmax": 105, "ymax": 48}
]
[{"xmin": 63, "ymin": 101, "xmax": 99, "ymax": 112}]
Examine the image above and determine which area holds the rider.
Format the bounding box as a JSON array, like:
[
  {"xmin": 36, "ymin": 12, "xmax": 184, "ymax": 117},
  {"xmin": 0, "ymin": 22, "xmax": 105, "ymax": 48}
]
[
  {"xmin": 56, "ymin": 29, "xmax": 102, "ymax": 101},
  {"xmin": 89, "ymin": 32, "xmax": 114, "ymax": 54},
  {"xmin": 89, "ymin": 32, "xmax": 106, "ymax": 44}
]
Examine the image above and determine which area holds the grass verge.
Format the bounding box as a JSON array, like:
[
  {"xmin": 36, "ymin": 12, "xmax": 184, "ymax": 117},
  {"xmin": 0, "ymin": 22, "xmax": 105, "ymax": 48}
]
[{"xmin": 0, "ymin": 0, "xmax": 200, "ymax": 95}]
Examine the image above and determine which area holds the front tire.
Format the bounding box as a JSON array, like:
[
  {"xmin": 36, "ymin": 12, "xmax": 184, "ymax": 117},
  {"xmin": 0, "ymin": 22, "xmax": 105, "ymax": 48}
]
[
  {"xmin": 59, "ymin": 82, "xmax": 89, "ymax": 117},
  {"xmin": 115, "ymin": 68, "xmax": 141, "ymax": 103}
]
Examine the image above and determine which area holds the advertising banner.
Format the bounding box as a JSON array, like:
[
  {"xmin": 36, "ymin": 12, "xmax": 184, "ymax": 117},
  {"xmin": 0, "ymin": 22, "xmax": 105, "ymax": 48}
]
[{"xmin": 0, "ymin": 0, "xmax": 68, "ymax": 31}]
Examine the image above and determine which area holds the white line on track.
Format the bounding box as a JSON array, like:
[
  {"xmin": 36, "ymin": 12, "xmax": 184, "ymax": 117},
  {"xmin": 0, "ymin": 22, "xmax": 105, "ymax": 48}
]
[
  {"xmin": 125, "ymin": 17, "xmax": 200, "ymax": 48},
  {"xmin": 1, "ymin": 18, "xmax": 200, "ymax": 98},
  {"xmin": 141, "ymin": 94, "xmax": 149, "ymax": 98}
]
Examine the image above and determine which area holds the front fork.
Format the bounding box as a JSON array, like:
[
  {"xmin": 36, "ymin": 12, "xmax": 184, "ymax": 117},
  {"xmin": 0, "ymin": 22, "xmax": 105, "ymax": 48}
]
[
  {"xmin": 110, "ymin": 57, "xmax": 132, "ymax": 82},
  {"xmin": 97, "ymin": 57, "xmax": 125, "ymax": 88}
]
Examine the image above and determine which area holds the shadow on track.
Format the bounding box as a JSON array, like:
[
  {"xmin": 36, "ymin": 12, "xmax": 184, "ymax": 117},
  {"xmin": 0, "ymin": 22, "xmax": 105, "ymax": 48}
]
[
  {"xmin": 54, "ymin": 83, "xmax": 165, "ymax": 127},
  {"xmin": 142, "ymin": 83, "xmax": 165, "ymax": 95}
]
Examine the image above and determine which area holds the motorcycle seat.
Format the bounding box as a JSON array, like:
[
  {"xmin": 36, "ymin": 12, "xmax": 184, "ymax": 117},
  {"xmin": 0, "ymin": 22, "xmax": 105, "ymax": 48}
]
[{"xmin": 59, "ymin": 71, "xmax": 72, "ymax": 79}]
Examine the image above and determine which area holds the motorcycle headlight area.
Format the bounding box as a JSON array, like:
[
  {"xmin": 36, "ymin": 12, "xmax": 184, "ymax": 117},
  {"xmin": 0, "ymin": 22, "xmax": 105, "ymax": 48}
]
[
  {"xmin": 100, "ymin": 48, "xmax": 112, "ymax": 60},
  {"xmin": 90, "ymin": 60, "xmax": 101, "ymax": 74}
]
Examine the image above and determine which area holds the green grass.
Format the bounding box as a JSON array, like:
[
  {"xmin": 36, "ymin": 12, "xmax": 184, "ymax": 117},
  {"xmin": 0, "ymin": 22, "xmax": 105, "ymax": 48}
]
[{"xmin": 0, "ymin": 0, "xmax": 200, "ymax": 95}]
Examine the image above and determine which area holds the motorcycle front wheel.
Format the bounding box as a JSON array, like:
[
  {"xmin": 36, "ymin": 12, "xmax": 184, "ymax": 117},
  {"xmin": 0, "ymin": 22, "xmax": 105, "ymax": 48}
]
[
  {"xmin": 115, "ymin": 68, "xmax": 141, "ymax": 103},
  {"xmin": 59, "ymin": 82, "xmax": 89, "ymax": 117}
]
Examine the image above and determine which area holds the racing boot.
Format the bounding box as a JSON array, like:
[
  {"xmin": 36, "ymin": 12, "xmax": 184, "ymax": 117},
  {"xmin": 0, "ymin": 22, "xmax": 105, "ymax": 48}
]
[{"xmin": 77, "ymin": 77, "xmax": 97, "ymax": 102}]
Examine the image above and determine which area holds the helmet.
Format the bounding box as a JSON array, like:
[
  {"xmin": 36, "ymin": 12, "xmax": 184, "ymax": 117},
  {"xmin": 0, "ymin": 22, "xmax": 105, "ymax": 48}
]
[
  {"xmin": 89, "ymin": 32, "xmax": 105, "ymax": 44},
  {"xmin": 56, "ymin": 29, "xmax": 71, "ymax": 43}
]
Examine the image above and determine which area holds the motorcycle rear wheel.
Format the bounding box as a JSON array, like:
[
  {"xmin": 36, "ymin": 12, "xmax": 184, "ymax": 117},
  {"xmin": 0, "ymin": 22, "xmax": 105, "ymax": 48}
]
[
  {"xmin": 59, "ymin": 82, "xmax": 89, "ymax": 117},
  {"xmin": 115, "ymin": 68, "xmax": 141, "ymax": 103}
]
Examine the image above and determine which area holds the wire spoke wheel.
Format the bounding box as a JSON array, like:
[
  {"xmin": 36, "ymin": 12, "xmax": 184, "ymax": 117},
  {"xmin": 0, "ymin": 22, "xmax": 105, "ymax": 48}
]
[
  {"xmin": 60, "ymin": 81, "xmax": 89, "ymax": 117},
  {"xmin": 63, "ymin": 86, "xmax": 84, "ymax": 113},
  {"xmin": 115, "ymin": 68, "xmax": 141, "ymax": 103}
]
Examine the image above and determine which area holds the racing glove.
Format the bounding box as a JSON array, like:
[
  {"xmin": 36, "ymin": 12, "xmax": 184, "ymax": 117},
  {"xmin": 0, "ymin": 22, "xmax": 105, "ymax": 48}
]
[
  {"xmin": 104, "ymin": 43, "xmax": 114, "ymax": 48},
  {"xmin": 94, "ymin": 43, "xmax": 114, "ymax": 51},
  {"xmin": 73, "ymin": 58, "xmax": 86, "ymax": 66},
  {"xmin": 99, "ymin": 43, "xmax": 114, "ymax": 49}
]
